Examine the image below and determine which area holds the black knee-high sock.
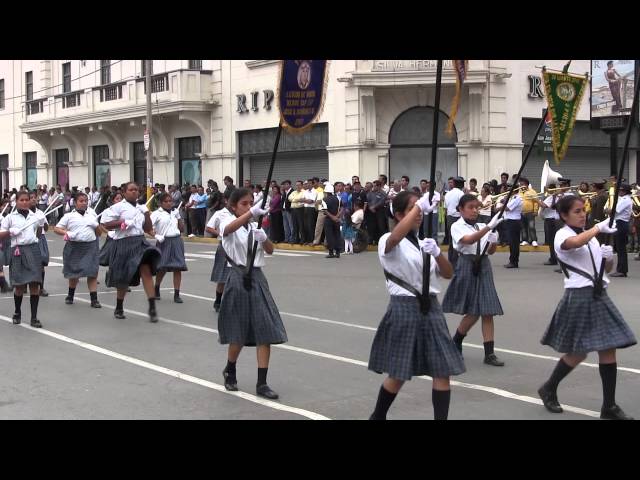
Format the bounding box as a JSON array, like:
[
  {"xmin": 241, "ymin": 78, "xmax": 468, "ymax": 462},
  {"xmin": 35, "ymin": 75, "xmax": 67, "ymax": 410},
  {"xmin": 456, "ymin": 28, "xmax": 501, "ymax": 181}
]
[
  {"xmin": 40, "ymin": 270, "xmax": 45, "ymax": 288},
  {"xmin": 14, "ymin": 294, "xmax": 23, "ymax": 314},
  {"xmin": 257, "ymin": 367, "xmax": 268, "ymax": 386},
  {"xmin": 0, "ymin": 276, "xmax": 7, "ymax": 288},
  {"xmin": 215, "ymin": 291, "xmax": 222, "ymax": 304},
  {"xmin": 89, "ymin": 291, "xmax": 98, "ymax": 302},
  {"xmin": 371, "ymin": 385, "xmax": 398, "ymax": 420},
  {"xmin": 116, "ymin": 298, "xmax": 124, "ymax": 311},
  {"xmin": 544, "ymin": 358, "xmax": 574, "ymax": 392},
  {"xmin": 68, "ymin": 287, "xmax": 76, "ymax": 299},
  {"xmin": 174, "ymin": 289, "xmax": 180, "ymax": 297},
  {"xmin": 432, "ymin": 389, "xmax": 451, "ymax": 420},
  {"xmin": 148, "ymin": 297, "xmax": 156, "ymax": 312},
  {"xmin": 483, "ymin": 341, "xmax": 495, "ymax": 357},
  {"xmin": 30, "ymin": 295, "xmax": 39, "ymax": 320},
  {"xmin": 453, "ymin": 329, "xmax": 466, "ymax": 352},
  {"xmin": 599, "ymin": 363, "xmax": 617, "ymax": 409}
]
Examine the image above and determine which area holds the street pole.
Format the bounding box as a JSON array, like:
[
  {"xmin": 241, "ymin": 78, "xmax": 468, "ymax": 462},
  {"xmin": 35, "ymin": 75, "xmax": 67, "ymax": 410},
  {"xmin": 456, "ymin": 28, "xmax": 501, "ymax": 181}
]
[
  {"xmin": 145, "ymin": 59, "xmax": 153, "ymax": 202},
  {"xmin": 610, "ymin": 132, "xmax": 618, "ymax": 176}
]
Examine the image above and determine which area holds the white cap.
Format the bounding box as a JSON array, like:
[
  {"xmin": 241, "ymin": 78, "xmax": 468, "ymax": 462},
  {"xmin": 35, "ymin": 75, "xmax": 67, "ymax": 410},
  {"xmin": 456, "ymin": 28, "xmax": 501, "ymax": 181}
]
[{"xmin": 324, "ymin": 183, "xmax": 334, "ymax": 194}]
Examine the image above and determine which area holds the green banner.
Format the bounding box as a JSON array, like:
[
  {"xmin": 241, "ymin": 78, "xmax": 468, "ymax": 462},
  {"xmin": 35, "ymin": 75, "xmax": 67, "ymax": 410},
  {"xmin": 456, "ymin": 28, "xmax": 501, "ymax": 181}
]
[{"xmin": 542, "ymin": 69, "xmax": 588, "ymax": 164}]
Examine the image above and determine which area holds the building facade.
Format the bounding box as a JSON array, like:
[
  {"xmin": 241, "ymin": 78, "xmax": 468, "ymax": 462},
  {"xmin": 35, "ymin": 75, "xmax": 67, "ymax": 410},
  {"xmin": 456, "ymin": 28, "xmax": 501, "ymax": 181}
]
[{"xmin": 0, "ymin": 59, "xmax": 636, "ymax": 193}]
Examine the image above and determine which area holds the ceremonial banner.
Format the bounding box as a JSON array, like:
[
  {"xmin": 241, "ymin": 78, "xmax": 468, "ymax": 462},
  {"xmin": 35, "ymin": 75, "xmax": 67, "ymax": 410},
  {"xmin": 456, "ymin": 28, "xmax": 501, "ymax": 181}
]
[
  {"xmin": 446, "ymin": 60, "xmax": 468, "ymax": 136},
  {"xmin": 542, "ymin": 68, "xmax": 588, "ymax": 164},
  {"xmin": 278, "ymin": 60, "xmax": 329, "ymax": 133}
]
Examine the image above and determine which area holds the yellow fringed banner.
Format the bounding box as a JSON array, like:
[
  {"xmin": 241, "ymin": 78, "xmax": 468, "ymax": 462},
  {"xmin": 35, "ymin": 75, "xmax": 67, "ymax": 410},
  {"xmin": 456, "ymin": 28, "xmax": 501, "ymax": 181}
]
[{"xmin": 447, "ymin": 60, "xmax": 468, "ymax": 137}]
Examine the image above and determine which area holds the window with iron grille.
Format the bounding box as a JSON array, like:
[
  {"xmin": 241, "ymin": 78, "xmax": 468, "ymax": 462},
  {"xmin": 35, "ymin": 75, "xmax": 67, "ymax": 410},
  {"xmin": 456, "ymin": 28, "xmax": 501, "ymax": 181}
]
[
  {"xmin": 62, "ymin": 62, "xmax": 71, "ymax": 93},
  {"xmin": 25, "ymin": 151, "xmax": 37, "ymax": 190},
  {"xmin": 0, "ymin": 79, "xmax": 4, "ymax": 110},
  {"xmin": 100, "ymin": 60, "xmax": 111, "ymax": 85},
  {"xmin": 141, "ymin": 60, "xmax": 153, "ymax": 78},
  {"xmin": 188, "ymin": 60, "xmax": 202, "ymax": 70},
  {"xmin": 25, "ymin": 71, "xmax": 33, "ymax": 101}
]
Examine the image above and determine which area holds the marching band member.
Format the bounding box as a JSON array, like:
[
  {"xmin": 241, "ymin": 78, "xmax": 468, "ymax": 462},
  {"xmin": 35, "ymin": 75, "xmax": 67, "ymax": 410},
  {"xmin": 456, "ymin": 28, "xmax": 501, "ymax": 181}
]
[
  {"xmin": 218, "ymin": 188, "xmax": 287, "ymax": 400},
  {"xmin": 609, "ymin": 184, "xmax": 632, "ymax": 278},
  {"xmin": 442, "ymin": 194, "xmax": 506, "ymax": 366},
  {"xmin": 538, "ymin": 195, "xmax": 636, "ymax": 420},
  {"xmin": 497, "ymin": 191, "xmax": 523, "ymax": 269},
  {"xmin": 29, "ymin": 191, "xmax": 50, "ymax": 297},
  {"xmin": 588, "ymin": 180, "xmax": 608, "ymax": 244},
  {"xmin": 368, "ymin": 190, "xmax": 464, "ymax": 420},
  {"xmin": 53, "ymin": 192, "xmax": 101, "ymax": 308},
  {"xmin": 0, "ymin": 198, "xmax": 12, "ymax": 292},
  {"xmin": 540, "ymin": 185, "xmax": 560, "ymax": 266},
  {"xmin": 150, "ymin": 193, "xmax": 187, "ymax": 303},
  {"xmin": 205, "ymin": 191, "xmax": 233, "ymax": 312},
  {"xmin": 0, "ymin": 191, "xmax": 43, "ymax": 327},
  {"xmin": 100, "ymin": 182, "xmax": 161, "ymax": 323}
]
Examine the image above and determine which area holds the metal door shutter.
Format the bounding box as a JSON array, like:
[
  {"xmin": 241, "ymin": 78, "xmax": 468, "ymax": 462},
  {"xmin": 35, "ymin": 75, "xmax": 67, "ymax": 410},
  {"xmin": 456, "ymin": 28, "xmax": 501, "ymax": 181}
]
[
  {"xmin": 522, "ymin": 149, "xmax": 629, "ymax": 191},
  {"xmin": 248, "ymin": 150, "xmax": 329, "ymax": 186}
]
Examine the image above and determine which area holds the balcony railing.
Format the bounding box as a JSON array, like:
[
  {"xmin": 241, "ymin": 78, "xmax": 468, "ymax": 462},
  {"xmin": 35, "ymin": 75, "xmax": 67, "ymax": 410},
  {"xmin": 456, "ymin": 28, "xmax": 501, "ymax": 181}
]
[
  {"xmin": 26, "ymin": 99, "xmax": 45, "ymax": 115},
  {"xmin": 55, "ymin": 91, "xmax": 82, "ymax": 109},
  {"xmin": 139, "ymin": 73, "xmax": 169, "ymax": 94},
  {"xmin": 94, "ymin": 81, "xmax": 126, "ymax": 102}
]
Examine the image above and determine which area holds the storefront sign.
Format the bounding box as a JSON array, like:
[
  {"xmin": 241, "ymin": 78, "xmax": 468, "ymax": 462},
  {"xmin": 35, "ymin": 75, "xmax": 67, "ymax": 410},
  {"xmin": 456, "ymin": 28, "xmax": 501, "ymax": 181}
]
[
  {"xmin": 528, "ymin": 75, "xmax": 544, "ymax": 98},
  {"xmin": 372, "ymin": 60, "xmax": 453, "ymax": 72},
  {"xmin": 236, "ymin": 89, "xmax": 275, "ymax": 114}
]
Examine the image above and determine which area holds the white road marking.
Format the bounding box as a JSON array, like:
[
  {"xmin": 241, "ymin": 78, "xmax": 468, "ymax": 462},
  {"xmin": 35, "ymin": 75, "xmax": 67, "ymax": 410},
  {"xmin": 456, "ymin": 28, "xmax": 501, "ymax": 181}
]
[
  {"xmin": 175, "ymin": 291, "xmax": 640, "ymax": 376},
  {"xmin": 48, "ymin": 262, "xmax": 63, "ymax": 267},
  {"xmin": 0, "ymin": 313, "xmax": 329, "ymax": 420},
  {"xmin": 74, "ymin": 296, "xmax": 601, "ymax": 418},
  {"xmin": 184, "ymin": 253, "xmax": 215, "ymax": 260},
  {"xmin": 184, "ymin": 251, "xmax": 309, "ymax": 259}
]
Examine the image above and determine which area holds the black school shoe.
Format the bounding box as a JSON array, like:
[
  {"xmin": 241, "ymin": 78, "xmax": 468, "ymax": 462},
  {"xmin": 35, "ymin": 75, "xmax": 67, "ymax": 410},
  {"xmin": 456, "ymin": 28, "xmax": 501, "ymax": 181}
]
[
  {"xmin": 114, "ymin": 310, "xmax": 126, "ymax": 319},
  {"xmin": 12, "ymin": 313, "xmax": 21, "ymax": 325},
  {"xmin": 90, "ymin": 299, "xmax": 102, "ymax": 308},
  {"xmin": 538, "ymin": 385, "xmax": 563, "ymax": 413},
  {"xmin": 504, "ymin": 263, "xmax": 518, "ymax": 269},
  {"xmin": 213, "ymin": 301, "xmax": 220, "ymax": 312},
  {"xmin": 149, "ymin": 308, "xmax": 159, "ymax": 323},
  {"xmin": 256, "ymin": 384, "xmax": 279, "ymax": 400},
  {"xmin": 65, "ymin": 296, "xmax": 74, "ymax": 305},
  {"xmin": 154, "ymin": 286, "xmax": 161, "ymax": 300},
  {"xmin": 39, "ymin": 289, "xmax": 49, "ymax": 297},
  {"xmin": 222, "ymin": 367, "xmax": 238, "ymax": 391},
  {"xmin": 483, "ymin": 353, "xmax": 505, "ymax": 366},
  {"xmin": 30, "ymin": 319, "xmax": 42, "ymax": 328},
  {"xmin": 600, "ymin": 404, "xmax": 634, "ymax": 420},
  {"xmin": 174, "ymin": 295, "xmax": 183, "ymax": 304}
]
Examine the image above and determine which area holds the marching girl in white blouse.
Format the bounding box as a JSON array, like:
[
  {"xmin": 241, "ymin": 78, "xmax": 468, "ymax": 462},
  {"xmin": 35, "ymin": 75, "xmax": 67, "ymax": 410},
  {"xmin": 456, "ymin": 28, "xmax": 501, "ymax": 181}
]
[
  {"xmin": 54, "ymin": 192, "xmax": 102, "ymax": 309},
  {"xmin": 150, "ymin": 193, "xmax": 187, "ymax": 304},
  {"xmin": 100, "ymin": 182, "xmax": 161, "ymax": 323},
  {"xmin": 538, "ymin": 195, "xmax": 636, "ymax": 420},
  {"xmin": 205, "ymin": 193, "xmax": 233, "ymax": 312},
  {"xmin": 0, "ymin": 191, "xmax": 44, "ymax": 327}
]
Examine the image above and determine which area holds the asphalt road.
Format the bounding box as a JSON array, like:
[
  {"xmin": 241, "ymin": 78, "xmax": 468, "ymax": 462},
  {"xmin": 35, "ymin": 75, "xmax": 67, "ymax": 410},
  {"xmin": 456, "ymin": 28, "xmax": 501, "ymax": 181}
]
[{"xmin": 0, "ymin": 236, "xmax": 638, "ymax": 420}]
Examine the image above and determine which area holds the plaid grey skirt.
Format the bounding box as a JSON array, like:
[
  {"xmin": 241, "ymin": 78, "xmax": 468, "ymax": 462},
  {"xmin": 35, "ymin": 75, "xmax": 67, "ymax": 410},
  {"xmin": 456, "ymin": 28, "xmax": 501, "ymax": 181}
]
[
  {"xmin": 62, "ymin": 240, "xmax": 100, "ymax": 279},
  {"xmin": 106, "ymin": 235, "xmax": 161, "ymax": 289},
  {"xmin": 156, "ymin": 236, "xmax": 188, "ymax": 272},
  {"xmin": 368, "ymin": 295, "xmax": 466, "ymax": 381},
  {"xmin": 217, "ymin": 267, "xmax": 288, "ymax": 347},
  {"xmin": 442, "ymin": 255, "xmax": 503, "ymax": 316},
  {"xmin": 99, "ymin": 236, "xmax": 113, "ymax": 266},
  {"xmin": 210, "ymin": 244, "xmax": 230, "ymax": 283},
  {"xmin": 38, "ymin": 234, "xmax": 49, "ymax": 266},
  {"xmin": 1, "ymin": 236, "xmax": 11, "ymax": 266},
  {"xmin": 9, "ymin": 243, "xmax": 43, "ymax": 286},
  {"xmin": 541, "ymin": 287, "xmax": 637, "ymax": 354}
]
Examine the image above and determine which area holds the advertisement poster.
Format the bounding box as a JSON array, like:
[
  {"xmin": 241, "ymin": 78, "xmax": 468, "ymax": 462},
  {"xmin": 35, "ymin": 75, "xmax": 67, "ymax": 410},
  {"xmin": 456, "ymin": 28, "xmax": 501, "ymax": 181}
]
[
  {"xmin": 181, "ymin": 159, "xmax": 202, "ymax": 187},
  {"xmin": 591, "ymin": 60, "xmax": 635, "ymax": 118},
  {"xmin": 95, "ymin": 165, "xmax": 111, "ymax": 188}
]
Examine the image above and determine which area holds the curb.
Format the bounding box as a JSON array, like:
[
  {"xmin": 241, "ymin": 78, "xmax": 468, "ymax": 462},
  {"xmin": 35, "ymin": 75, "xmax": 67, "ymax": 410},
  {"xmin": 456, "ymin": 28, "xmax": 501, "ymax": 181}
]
[{"xmin": 181, "ymin": 236, "xmax": 552, "ymax": 253}]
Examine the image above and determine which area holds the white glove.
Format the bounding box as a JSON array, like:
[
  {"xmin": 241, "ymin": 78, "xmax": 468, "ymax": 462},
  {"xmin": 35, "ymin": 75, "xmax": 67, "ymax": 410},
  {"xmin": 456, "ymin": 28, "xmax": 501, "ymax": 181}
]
[
  {"xmin": 420, "ymin": 238, "xmax": 441, "ymax": 257},
  {"xmin": 65, "ymin": 230, "xmax": 77, "ymax": 241},
  {"xmin": 154, "ymin": 234, "xmax": 165, "ymax": 243},
  {"xmin": 487, "ymin": 232, "xmax": 499, "ymax": 244},
  {"xmin": 9, "ymin": 227, "xmax": 21, "ymax": 237},
  {"xmin": 600, "ymin": 245, "xmax": 614, "ymax": 260},
  {"xmin": 124, "ymin": 218, "xmax": 136, "ymax": 229},
  {"xmin": 253, "ymin": 229, "xmax": 268, "ymax": 243},
  {"xmin": 487, "ymin": 212, "xmax": 504, "ymax": 230},
  {"xmin": 595, "ymin": 219, "xmax": 618, "ymax": 235},
  {"xmin": 137, "ymin": 204, "xmax": 149, "ymax": 214},
  {"xmin": 171, "ymin": 209, "xmax": 181, "ymax": 219},
  {"xmin": 250, "ymin": 204, "xmax": 270, "ymax": 218},
  {"xmin": 416, "ymin": 193, "xmax": 437, "ymax": 214}
]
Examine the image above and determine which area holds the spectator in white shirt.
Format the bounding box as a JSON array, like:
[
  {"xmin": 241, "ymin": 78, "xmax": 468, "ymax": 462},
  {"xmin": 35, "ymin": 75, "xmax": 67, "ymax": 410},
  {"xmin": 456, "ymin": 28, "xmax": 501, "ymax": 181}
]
[{"xmin": 443, "ymin": 176, "xmax": 465, "ymax": 266}]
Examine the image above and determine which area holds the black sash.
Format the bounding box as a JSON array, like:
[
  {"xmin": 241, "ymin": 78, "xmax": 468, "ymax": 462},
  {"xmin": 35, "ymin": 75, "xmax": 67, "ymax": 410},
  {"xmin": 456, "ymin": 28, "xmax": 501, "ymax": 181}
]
[
  {"xmin": 225, "ymin": 229, "xmax": 255, "ymax": 290},
  {"xmin": 467, "ymin": 224, "xmax": 483, "ymax": 276},
  {"xmin": 383, "ymin": 233, "xmax": 431, "ymax": 314},
  {"xmin": 557, "ymin": 242, "xmax": 604, "ymax": 298}
]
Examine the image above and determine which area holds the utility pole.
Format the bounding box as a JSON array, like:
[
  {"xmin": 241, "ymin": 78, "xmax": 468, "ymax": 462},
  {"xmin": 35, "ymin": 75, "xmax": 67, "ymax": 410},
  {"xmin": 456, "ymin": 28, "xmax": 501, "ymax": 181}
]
[{"xmin": 145, "ymin": 59, "xmax": 153, "ymax": 202}]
